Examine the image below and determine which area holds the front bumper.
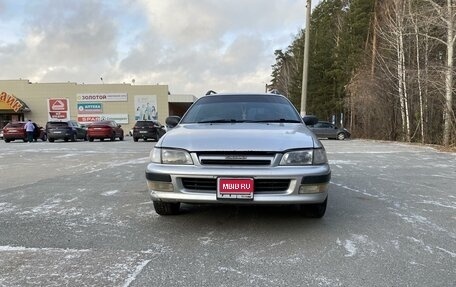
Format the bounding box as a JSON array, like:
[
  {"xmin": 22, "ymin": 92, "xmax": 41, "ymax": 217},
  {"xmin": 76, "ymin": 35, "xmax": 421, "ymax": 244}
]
[
  {"xmin": 145, "ymin": 163, "xmax": 330, "ymax": 205},
  {"xmin": 134, "ymin": 131, "xmax": 158, "ymax": 139}
]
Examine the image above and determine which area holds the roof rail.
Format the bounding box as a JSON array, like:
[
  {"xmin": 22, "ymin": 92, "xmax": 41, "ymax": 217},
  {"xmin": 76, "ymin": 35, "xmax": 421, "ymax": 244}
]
[{"xmin": 205, "ymin": 90, "xmax": 217, "ymax": 95}]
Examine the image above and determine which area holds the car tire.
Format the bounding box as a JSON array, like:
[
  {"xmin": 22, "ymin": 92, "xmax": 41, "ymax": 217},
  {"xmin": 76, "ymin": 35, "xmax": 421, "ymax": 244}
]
[
  {"xmin": 49, "ymin": 138, "xmax": 55, "ymax": 142},
  {"xmin": 42, "ymin": 134, "xmax": 48, "ymax": 141},
  {"xmin": 337, "ymin": 133, "xmax": 345, "ymax": 140},
  {"xmin": 299, "ymin": 197, "xmax": 327, "ymax": 218},
  {"xmin": 4, "ymin": 139, "xmax": 10, "ymax": 143},
  {"xmin": 133, "ymin": 137, "xmax": 139, "ymax": 142},
  {"xmin": 64, "ymin": 138, "xmax": 69, "ymax": 142},
  {"xmin": 153, "ymin": 201, "xmax": 180, "ymax": 215},
  {"xmin": 88, "ymin": 137, "xmax": 94, "ymax": 142},
  {"xmin": 110, "ymin": 133, "xmax": 115, "ymax": 141},
  {"xmin": 119, "ymin": 135, "xmax": 124, "ymax": 141},
  {"xmin": 71, "ymin": 133, "xmax": 76, "ymax": 142}
]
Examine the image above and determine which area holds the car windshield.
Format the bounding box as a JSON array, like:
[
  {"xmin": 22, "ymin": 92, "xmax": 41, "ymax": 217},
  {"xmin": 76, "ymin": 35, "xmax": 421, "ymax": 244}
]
[
  {"xmin": 135, "ymin": 121, "xmax": 157, "ymax": 127},
  {"xmin": 181, "ymin": 95, "xmax": 302, "ymax": 124},
  {"xmin": 8, "ymin": 123, "xmax": 25, "ymax": 128},
  {"xmin": 47, "ymin": 122, "xmax": 68, "ymax": 128}
]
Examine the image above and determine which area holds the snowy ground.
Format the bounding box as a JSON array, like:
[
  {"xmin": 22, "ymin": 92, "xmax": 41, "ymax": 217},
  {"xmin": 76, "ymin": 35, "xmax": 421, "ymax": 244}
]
[{"xmin": 0, "ymin": 138, "xmax": 455, "ymax": 286}]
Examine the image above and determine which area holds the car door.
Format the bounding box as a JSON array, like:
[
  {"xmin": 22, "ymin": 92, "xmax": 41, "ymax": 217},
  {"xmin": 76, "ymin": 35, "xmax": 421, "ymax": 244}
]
[{"xmin": 73, "ymin": 121, "xmax": 85, "ymax": 139}]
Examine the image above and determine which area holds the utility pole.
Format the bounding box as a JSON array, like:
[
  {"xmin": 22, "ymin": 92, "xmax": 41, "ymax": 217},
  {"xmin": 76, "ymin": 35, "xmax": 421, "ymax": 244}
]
[{"xmin": 300, "ymin": 0, "xmax": 312, "ymax": 116}]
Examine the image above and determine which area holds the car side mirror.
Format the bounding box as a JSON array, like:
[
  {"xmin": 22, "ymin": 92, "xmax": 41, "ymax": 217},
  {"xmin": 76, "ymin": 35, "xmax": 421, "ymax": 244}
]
[
  {"xmin": 302, "ymin": 115, "xmax": 318, "ymax": 126},
  {"xmin": 166, "ymin": 116, "xmax": 181, "ymax": 128}
]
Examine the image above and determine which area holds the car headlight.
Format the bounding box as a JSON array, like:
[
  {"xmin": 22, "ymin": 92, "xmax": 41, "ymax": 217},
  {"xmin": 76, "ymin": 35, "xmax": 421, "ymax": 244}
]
[
  {"xmin": 150, "ymin": 148, "xmax": 193, "ymax": 165},
  {"xmin": 280, "ymin": 148, "xmax": 327, "ymax": 166}
]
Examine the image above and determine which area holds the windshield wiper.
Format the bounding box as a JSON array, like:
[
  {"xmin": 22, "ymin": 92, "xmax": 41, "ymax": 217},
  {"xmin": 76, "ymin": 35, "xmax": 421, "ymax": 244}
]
[
  {"xmin": 197, "ymin": 119, "xmax": 241, "ymax": 123},
  {"xmin": 253, "ymin": 119, "xmax": 302, "ymax": 123}
]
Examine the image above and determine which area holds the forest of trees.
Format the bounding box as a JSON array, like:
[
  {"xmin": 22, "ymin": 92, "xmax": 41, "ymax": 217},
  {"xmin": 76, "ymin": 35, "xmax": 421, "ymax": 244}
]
[{"xmin": 269, "ymin": 0, "xmax": 456, "ymax": 147}]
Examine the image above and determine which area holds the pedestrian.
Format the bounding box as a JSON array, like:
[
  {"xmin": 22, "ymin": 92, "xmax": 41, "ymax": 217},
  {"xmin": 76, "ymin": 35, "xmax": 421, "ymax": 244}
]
[{"xmin": 24, "ymin": 119, "xmax": 35, "ymax": 143}]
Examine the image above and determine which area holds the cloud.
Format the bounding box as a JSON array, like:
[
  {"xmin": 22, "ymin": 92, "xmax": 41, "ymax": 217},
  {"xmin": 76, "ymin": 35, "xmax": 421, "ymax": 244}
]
[{"xmin": 0, "ymin": 0, "xmax": 310, "ymax": 96}]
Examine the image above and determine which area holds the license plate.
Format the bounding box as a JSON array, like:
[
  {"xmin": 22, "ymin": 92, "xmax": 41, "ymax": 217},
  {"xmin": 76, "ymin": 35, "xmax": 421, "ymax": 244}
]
[
  {"xmin": 9, "ymin": 129, "xmax": 17, "ymax": 132},
  {"xmin": 54, "ymin": 131, "xmax": 62, "ymax": 133},
  {"xmin": 217, "ymin": 178, "xmax": 254, "ymax": 199},
  {"xmin": 140, "ymin": 131, "xmax": 147, "ymax": 133}
]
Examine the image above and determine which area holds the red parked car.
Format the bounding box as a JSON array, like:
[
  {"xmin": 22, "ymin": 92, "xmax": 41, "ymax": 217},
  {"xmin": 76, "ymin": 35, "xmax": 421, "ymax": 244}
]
[
  {"xmin": 2, "ymin": 121, "xmax": 47, "ymax": 143},
  {"xmin": 87, "ymin": 120, "xmax": 124, "ymax": 142}
]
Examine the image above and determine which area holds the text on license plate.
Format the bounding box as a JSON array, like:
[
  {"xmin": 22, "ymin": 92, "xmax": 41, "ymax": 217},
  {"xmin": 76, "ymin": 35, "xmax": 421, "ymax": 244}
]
[{"xmin": 217, "ymin": 178, "xmax": 254, "ymax": 199}]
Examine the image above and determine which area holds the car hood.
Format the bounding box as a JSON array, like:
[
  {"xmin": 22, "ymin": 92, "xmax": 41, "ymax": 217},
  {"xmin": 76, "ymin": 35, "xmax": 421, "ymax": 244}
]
[{"xmin": 158, "ymin": 123, "xmax": 319, "ymax": 151}]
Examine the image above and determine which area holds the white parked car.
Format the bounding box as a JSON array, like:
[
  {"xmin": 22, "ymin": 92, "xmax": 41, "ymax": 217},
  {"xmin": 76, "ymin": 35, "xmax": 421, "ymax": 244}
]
[{"xmin": 145, "ymin": 93, "xmax": 331, "ymax": 217}]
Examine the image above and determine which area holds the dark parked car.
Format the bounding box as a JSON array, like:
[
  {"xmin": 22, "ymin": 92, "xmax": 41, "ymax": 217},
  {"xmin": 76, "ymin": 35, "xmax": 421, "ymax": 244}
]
[
  {"xmin": 2, "ymin": 121, "xmax": 47, "ymax": 142},
  {"xmin": 145, "ymin": 93, "xmax": 330, "ymax": 217},
  {"xmin": 87, "ymin": 120, "xmax": 124, "ymax": 142},
  {"xmin": 132, "ymin": 120, "xmax": 166, "ymax": 142},
  {"xmin": 308, "ymin": 121, "xmax": 350, "ymax": 140},
  {"xmin": 46, "ymin": 120, "xmax": 87, "ymax": 142}
]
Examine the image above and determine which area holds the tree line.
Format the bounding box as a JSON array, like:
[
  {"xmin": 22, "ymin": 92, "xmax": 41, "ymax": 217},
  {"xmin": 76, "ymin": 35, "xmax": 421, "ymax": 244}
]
[{"xmin": 269, "ymin": 0, "xmax": 455, "ymax": 147}]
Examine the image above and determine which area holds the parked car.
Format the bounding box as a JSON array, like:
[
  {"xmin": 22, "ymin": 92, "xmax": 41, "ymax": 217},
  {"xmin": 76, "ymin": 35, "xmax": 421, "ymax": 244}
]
[
  {"xmin": 46, "ymin": 120, "xmax": 87, "ymax": 142},
  {"xmin": 2, "ymin": 121, "xmax": 47, "ymax": 142},
  {"xmin": 87, "ymin": 120, "xmax": 124, "ymax": 141},
  {"xmin": 308, "ymin": 121, "xmax": 351, "ymax": 140},
  {"xmin": 145, "ymin": 93, "xmax": 331, "ymax": 217},
  {"xmin": 132, "ymin": 120, "xmax": 166, "ymax": 142}
]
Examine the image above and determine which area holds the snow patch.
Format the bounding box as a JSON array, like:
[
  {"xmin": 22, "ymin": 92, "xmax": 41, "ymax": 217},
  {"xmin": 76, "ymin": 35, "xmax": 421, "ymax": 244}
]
[
  {"xmin": 122, "ymin": 259, "xmax": 151, "ymax": 287},
  {"xmin": 101, "ymin": 190, "xmax": 119, "ymax": 196}
]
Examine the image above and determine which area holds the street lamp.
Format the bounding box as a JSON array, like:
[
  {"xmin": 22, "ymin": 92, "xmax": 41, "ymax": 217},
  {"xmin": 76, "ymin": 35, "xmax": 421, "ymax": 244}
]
[{"xmin": 300, "ymin": 0, "xmax": 312, "ymax": 116}]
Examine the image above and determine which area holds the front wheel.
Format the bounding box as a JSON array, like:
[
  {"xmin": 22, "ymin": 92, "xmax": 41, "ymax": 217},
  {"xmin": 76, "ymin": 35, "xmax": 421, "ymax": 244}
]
[
  {"xmin": 88, "ymin": 137, "xmax": 94, "ymax": 142},
  {"xmin": 299, "ymin": 197, "xmax": 327, "ymax": 218},
  {"xmin": 41, "ymin": 134, "xmax": 48, "ymax": 141},
  {"xmin": 337, "ymin": 132, "xmax": 346, "ymax": 140},
  {"xmin": 153, "ymin": 201, "xmax": 180, "ymax": 215}
]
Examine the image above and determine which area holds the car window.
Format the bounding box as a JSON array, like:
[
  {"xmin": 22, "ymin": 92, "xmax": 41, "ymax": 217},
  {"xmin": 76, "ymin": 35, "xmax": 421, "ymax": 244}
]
[
  {"xmin": 181, "ymin": 95, "xmax": 301, "ymax": 123},
  {"xmin": 47, "ymin": 122, "xmax": 68, "ymax": 128},
  {"xmin": 321, "ymin": 123, "xmax": 333, "ymax": 128},
  {"xmin": 8, "ymin": 123, "xmax": 25, "ymax": 128}
]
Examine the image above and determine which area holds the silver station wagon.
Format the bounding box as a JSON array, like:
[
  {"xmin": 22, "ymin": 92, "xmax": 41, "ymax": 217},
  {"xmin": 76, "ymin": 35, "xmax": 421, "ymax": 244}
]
[{"xmin": 145, "ymin": 93, "xmax": 331, "ymax": 217}]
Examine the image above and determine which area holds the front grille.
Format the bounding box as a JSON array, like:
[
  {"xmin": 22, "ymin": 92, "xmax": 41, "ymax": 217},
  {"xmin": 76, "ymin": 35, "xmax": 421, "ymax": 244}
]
[
  {"xmin": 181, "ymin": 178, "xmax": 216, "ymax": 191},
  {"xmin": 181, "ymin": 178, "xmax": 290, "ymax": 193},
  {"xmin": 198, "ymin": 152, "xmax": 276, "ymax": 166},
  {"xmin": 200, "ymin": 159, "xmax": 271, "ymax": 165}
]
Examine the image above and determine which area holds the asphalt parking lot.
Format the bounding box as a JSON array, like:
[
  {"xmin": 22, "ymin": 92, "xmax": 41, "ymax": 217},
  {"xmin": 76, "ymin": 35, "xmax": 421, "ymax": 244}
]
[{"xmin": 0, "ymin": 138, "xmax": 455, "ymax": 286}]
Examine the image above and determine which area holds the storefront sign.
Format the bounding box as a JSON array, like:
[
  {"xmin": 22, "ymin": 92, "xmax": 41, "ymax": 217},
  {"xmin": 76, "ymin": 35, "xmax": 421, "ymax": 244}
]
[
  {"xmin": 77, "ymin": 103, "xmax": 102, "ymax": 114},
  {"xmin": 78, "ymin": 114, "xmax": 128, "ymax": 124},
  {"xmin": 47, "ymin": 98, "xmax": 70, "ymax": 121},
  {"xmin": 49, "ymin": 112, "xmax": 68, "ymax": 119},
  {"xmin": 0, "ymin": 92, "xmax": 24, "ymax": 112},
  {"xmin": 76, "ymin": 93, "xmax": 127, "ymax": 102}
]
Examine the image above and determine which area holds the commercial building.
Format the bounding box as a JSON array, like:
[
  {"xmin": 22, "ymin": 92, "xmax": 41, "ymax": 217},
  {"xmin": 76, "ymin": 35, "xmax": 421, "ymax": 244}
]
[{"xmin": 0, "ymin": 79, "xmax": 195, "ymax": 131}]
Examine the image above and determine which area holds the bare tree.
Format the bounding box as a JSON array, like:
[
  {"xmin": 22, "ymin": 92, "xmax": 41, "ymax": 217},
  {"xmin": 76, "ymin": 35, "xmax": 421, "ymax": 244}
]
[{"xmin": 424, "ymin": 0, "xmax": 456, "ymax": 147}]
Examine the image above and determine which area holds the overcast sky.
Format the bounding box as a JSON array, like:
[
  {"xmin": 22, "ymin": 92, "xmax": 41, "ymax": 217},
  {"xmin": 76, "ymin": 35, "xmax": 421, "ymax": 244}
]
[{"xmin": 0, "ymin": 0, "xmax": 316, "ymax": 97}]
